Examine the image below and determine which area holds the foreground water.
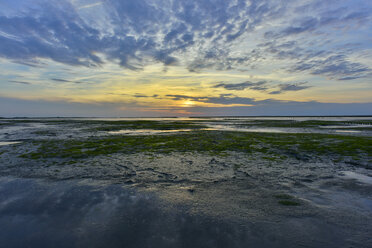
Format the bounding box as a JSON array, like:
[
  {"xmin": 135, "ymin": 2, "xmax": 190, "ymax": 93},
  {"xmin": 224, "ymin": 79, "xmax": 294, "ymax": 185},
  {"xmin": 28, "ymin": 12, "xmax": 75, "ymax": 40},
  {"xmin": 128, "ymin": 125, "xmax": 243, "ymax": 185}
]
[
  {"xmin": 0, "ymin": 177, "xmax": 371, "ymax": 248},
  {"xmin": 0, "ymin": 117, "xmax": 371, "ymax": 247}
]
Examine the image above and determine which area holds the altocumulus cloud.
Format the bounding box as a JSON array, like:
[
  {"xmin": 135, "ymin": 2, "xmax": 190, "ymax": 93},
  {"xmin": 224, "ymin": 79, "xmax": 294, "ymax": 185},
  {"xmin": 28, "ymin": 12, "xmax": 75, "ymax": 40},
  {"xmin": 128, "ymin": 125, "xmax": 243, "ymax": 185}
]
[
  {"xmin": 213, "ymin": 81, "xmax": 311, "ymax": 94},
  {"xmin": 8, "ymin": 80, "xmax": 31, "ymax": 85},
  {"xmin": 269, "ymin": 82, "xmax": 311, "ymax": 95},
  {"xmin": 213, "ymin": 81, "xmax": 268, "ymax": 91},
  {"xmin": 0, "ymin": 0, "xmax": 369, "ymax": 81}
]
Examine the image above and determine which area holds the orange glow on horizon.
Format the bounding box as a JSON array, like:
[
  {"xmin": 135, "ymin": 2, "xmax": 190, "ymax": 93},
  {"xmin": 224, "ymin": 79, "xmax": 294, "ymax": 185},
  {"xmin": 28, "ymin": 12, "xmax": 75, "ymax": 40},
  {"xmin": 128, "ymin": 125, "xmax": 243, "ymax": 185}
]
[{"xmin": 182, "ymin": 100, "xmax": 196, "ymax": 107}]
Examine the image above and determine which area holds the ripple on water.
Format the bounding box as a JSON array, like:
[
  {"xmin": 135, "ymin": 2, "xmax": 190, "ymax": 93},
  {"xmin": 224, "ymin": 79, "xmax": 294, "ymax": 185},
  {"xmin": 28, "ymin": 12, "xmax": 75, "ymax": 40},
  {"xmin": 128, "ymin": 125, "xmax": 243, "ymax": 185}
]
[{"xmin": 340, "ymin": 171, "xmax": 372, "ymax": 185}]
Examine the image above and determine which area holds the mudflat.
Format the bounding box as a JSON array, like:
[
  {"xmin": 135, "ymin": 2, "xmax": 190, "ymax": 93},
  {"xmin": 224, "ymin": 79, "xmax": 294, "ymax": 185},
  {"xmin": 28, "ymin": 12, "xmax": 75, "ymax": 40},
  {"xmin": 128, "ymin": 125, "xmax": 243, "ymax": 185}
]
[{"xmin": 0, "ymin": 117, "xmax": 371, "ymax": 248}]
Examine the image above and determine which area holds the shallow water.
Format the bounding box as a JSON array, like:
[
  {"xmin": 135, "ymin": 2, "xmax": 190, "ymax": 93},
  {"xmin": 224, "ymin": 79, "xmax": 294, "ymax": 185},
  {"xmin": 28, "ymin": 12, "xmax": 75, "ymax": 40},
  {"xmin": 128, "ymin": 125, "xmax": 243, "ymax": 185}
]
[
  {"xmin": 0, "ymin": 177, "xmax": 305, "ymax": 248},
  {"xmin": 0, "ymin": 141, "xmax": 21, "ymax": 146},
  {"xmin": 1, "ymin": 117, "xmax": 371, "ymax": 139},
  {"xmin": 106, "ymin": 124, "xmax": 369, "ymax": 136},
  {"xmin": 320, "ymin": 125, "xmax": 371, "ymax": 129},
  {"xmin": 335, "ymin": 130, "xmax": 361, "ymax": 133},
  {"xmin": 0, "ymin": 177, "xmax": 370, "ymax": 248},
  {"xmin": 108, "ymin": 129, "xmax": 194, "ymax": 135},
  {"xmin": 205, "ymin": 123, "xmax": 369, "ymax": 135},
  {"xmin": 341, "ymin": 171, "xmax": 372, "ymax": 185},
  {"xmin": 206, "ymin": 124, "xmax": 287, "ymax": 133}
]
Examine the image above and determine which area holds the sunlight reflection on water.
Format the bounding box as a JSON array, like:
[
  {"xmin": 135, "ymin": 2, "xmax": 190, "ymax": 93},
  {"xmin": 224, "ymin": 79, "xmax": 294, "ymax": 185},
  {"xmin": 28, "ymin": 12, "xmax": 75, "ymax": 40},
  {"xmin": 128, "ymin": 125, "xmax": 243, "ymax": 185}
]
[
  {"xmin": 108, "ymin": 129, "xmax": 194, "ymax": 135},
  {"xmin": 106, "ymin": 125, "xmax": 368, "ymax": 135},
  {"xmin": 335, "ymin": 130, "xmax": 361, "ymax": 133},
  {"xmin": 340, "ymin": 171, "xmax": 372, "ymax": 185},
  {"xmin": 0, "ymin": 141, "xmax": 21, "ymax": 146}
]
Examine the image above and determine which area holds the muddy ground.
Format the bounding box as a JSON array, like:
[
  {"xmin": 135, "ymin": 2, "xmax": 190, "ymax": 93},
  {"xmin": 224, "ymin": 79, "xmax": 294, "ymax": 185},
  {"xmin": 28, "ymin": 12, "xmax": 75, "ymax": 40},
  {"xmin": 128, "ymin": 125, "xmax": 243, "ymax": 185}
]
[{"xmin": 0, "ymin": 117, "xmax": 371, "ymax": 247}]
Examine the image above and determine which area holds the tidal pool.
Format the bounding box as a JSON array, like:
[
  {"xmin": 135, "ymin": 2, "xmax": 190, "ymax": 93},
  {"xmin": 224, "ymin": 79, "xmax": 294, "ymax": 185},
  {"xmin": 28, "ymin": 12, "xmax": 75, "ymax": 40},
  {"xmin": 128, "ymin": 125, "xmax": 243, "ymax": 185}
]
[
  {"xmin": 335, "ymin": 130, "xmax": 361, "ymax": 133},
  {"xmin": 0, "ymin": 141, "xmax": 21, "ymax": 146},
  {"xmin": 320, "ymin": 125, "xmax": 371, "ymax": 129},
  {"xmin": 1, "ymin": 177, "xmax": 371, "ymax": 248},
  {"xmin": 205, "ymin": 125, "xmax": 287, "ymax": 133},
  {"xmin": 108, "ymin": 129, "xmax": 194, "ymax": 135}
]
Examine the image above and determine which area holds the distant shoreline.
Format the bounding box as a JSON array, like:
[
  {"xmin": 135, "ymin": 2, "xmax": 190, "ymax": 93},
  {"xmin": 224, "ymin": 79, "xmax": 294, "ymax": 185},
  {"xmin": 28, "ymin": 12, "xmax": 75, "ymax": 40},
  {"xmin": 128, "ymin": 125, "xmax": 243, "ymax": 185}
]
[{"xmin": 1, "ymin": 115, "xmax": 372, "ymax": 119}]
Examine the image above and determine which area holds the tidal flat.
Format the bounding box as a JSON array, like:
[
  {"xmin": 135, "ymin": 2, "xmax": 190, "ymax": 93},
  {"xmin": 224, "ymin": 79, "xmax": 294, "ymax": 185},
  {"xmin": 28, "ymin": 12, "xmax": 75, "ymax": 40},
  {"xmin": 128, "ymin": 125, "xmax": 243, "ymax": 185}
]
[{"xmin": 0, "ymin": 117, "xmax": 371, "ymax": 247}]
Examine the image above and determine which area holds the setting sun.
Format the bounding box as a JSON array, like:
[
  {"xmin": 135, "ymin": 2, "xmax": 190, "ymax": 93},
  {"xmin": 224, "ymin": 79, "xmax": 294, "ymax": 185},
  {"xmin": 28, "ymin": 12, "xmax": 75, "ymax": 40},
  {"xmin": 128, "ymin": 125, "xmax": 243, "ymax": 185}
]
[{"xmin": 182, "ymin": 100, "xmax": 195, "ymax": 107}]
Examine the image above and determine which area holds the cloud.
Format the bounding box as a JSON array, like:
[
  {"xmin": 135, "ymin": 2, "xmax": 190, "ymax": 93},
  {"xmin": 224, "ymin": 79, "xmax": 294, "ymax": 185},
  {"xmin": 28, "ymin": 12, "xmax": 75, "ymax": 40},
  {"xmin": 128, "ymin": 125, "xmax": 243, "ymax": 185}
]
[
  {"xmin": 166, "ymin": 94, "xmax": 262, "ymax": 105},
  {"xmin": 260, "ymin": 39, "xmax": 371, "ymax": 80},
  {"xmin": 265, "ymin": 6, "xmax": 372, "ymax": 39},
  {"xmin": 277, "ymin": 17, "xmax": 318, "ymax": 37},
  {"xmin": 0, "ymin": 0, "xmax": 370, "ymax": 102},
  {"xmin": 0, "ymin": 3, "xmax": 104, "ymax": 67},
  {"xmin": 51, "ymin": 78, "xmax": 71, "ymax": 82},
  {"xmin": 338, "ymin": 76, "xmax": 362, "ymax": 81},
  {"xmin": 51, "ymin": 78, "xmax": 86, "ymax": 84},
  {"xmin": 269, "ymin": 82, "xmax": 311, "ymax": 94},
  {"xmin": 213, "ymin": 81, "xmax": 268, "ymax": 91},
  {"xmin": 8, "ymin": 80, "xmax": 32, "ymax": 85},
  {"xmin": 0, "ymin": 0, "xmax": 290, "ymax": 71},
  {"xmin": 154, "ymin": 52, "xmax": 179, "ymax": 66},
  {"xmin": 212, "ymin": 80, "xmax": 311, "ymax": 94},
  {"xmin": 78, "ymin": 2, "xmax": 103, "ymax": 10},
  {"xmin": 289, "ymin": 55, "xmax": 371, "ymax": 80},
  {"xmin": 256, "ymin": 2, "xmax": 372, "ymax": 81}
]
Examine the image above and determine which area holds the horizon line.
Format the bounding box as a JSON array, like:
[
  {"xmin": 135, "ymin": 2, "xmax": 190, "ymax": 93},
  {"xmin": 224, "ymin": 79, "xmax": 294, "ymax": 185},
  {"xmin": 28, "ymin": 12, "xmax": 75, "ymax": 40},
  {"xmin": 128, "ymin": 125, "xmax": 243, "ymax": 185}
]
[{"xmin": 1, "ymin": 115, "xmax": 372, "ymax": 119}]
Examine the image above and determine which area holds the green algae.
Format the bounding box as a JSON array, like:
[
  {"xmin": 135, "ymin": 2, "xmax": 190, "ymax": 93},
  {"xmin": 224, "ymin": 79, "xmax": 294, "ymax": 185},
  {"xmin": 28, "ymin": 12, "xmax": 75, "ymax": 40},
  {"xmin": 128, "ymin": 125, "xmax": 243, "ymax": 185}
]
[
  {"xmin": 86, "ymin": 120, "xmax": 207, "ymax": 131},
  {"xmin": 20, "ymin": 131, "xmax": 372, "ymax": 164},
  {"xmin": 275, "ymin": 194, "xmax": 301, "ymax": 206}
]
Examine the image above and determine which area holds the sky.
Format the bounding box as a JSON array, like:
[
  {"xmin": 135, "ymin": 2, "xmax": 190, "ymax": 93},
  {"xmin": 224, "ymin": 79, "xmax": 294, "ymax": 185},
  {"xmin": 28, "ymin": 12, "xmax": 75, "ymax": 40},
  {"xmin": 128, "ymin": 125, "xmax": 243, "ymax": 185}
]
[{"xmin": 0, "ymin": 0, "xmax": 371, "ymax": 117}]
